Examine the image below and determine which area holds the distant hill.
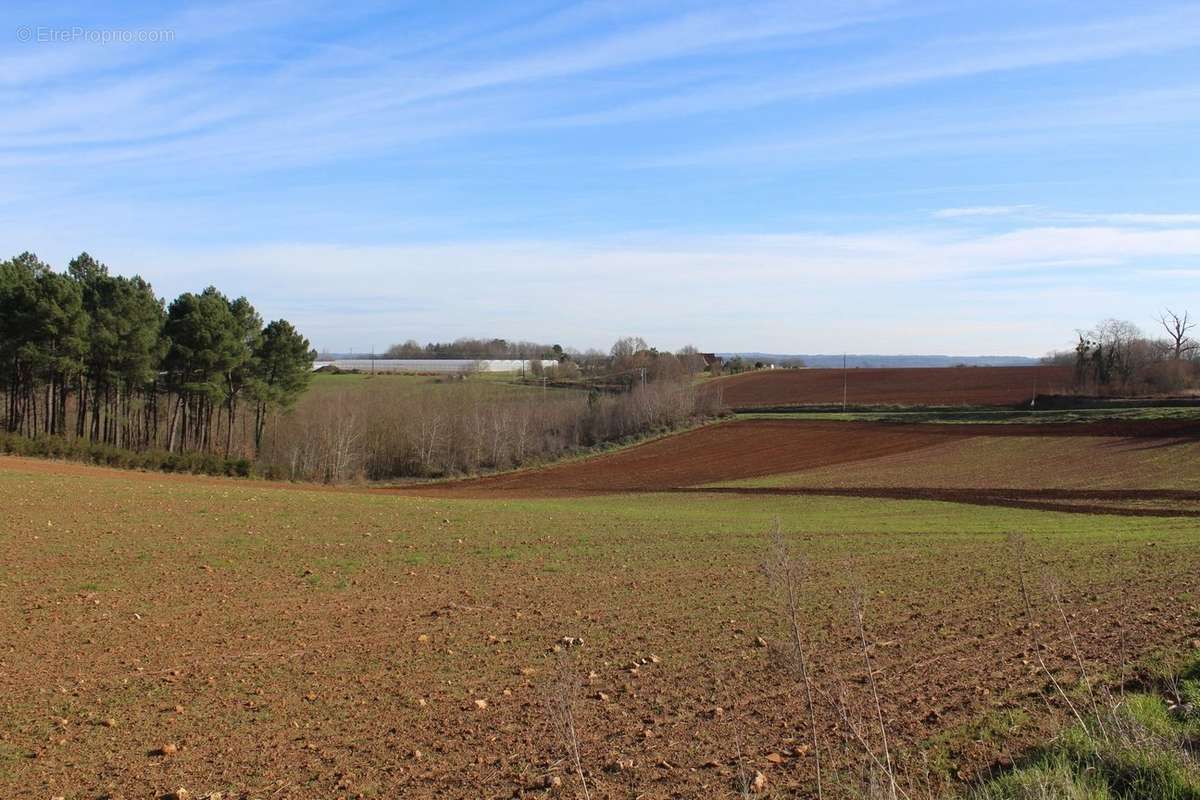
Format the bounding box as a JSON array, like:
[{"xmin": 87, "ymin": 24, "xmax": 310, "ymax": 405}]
[{"xmin": 718, "ymin": 353, "xmax": 1040, "ymax": 368}]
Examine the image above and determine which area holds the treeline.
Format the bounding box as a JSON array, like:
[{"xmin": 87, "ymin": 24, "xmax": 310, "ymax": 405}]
[
  {"xmin": 0, "ymin": 251, "xmax": 313, "ymax": 459},
  {"xmin": 383, "ymin": 337, "xmax": 563, "ymax": 360},
  {"xmin": 1043, "ymin": 311, "xmax": 1199, "ymax": 393},
  {"xmin": 260, "ymin": 376, "xmax": 722, "ymax": 483},
  {"xmin": 382, "ymin": 335, "xmax": 726, "ymax": 385},
  {"xmin": 533, "ymin": 337, "xmax": 719, "ymax": 386}
]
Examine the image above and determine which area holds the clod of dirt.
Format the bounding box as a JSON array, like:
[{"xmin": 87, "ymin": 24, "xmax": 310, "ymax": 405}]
[
  {"xmin": 518, "ymin": 666, "xmax": 536, "ymax": 676},
  {"xmin": 473, "ymin": 699, "xmax": 488, "ymax": 710},
  {"xmin": 765, "ymin": 752, "xmax": 783, "ymax": 764},
  {"xmin": 157, "ymin": 742, "xmax": 178, "ymax": 756},
  {"xmin": 754, "ymin": 636, "xmax": 768, "ymax": 648},
  {"xmin": 559, "ymin": 636, "xmax": 583, "ymax": 647},
  {"xmin": 702, "ymin": 759, "xmax": 722, "ymax": 769},
  {"xmin": 751, "ymin": 771, "xmax": 767, "ymax": 793},
  {"xmin": 595, "ymin": 691, "xmax": 610, "ymax": 702},
  {"xmin": 304, "ymin": 692, "xmax": 317, "ymax": 701},
  {"xmin": 417, "ymin": 634, "xmax": 430, "ymax": 643},
  {"xmin": 543, "ymin": 775, "xmax": 562, "ymax": 788},
  {"xmin": 165, "ymin": 790, "xmax": 191, "ymax": 800},
  {"xmin": 101, "ymin": 717, "xmax": 117, "ymax": 728},
  {"xmin": 647, "ymin": 653, "xmax": 661, "ymax": 664}
]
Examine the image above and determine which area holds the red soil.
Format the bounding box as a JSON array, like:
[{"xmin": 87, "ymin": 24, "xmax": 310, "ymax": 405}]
[
  {"xmin": 410, "ymin": 418, "xmax": 1198, "ymax": 497},
  {"xmin": 408, "ymin": 420, "xmax": 957, "ymax": 496},
  {"xmin": 709, "ymin": 365, "xmax": 1073, "ymax": 409},
  {"xmin": 407, "ymin": 419, "xmax": 1200, "ymax": 515}
]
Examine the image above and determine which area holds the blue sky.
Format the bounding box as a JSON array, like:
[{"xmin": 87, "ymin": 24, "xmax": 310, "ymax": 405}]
[{"xmin": 3, "ymin": 1, "xmax": 1200, "ymax": 355}]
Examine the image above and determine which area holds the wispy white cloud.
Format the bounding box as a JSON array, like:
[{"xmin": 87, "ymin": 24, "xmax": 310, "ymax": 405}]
[
  {"xmin": 630, "ymin": 81, "xmax": 1200, "ymax": 170},
  {"xmin": 544, "ymin": 5, "xmax": 1200, "ymax": 127},
  {"xmin": 5, "ymin": 2, "xmax": 1196, "ymax": 179},
  {"xmin": 932, "ymin": 206, "xmax": 1200, "ymax": 227},
  {"xmin": 933, "ymin": 205, "xmax": 1038, "ymax": 219}
]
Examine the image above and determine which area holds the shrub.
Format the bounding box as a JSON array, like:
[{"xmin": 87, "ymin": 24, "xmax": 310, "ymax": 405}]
[{"xmin": 0, "ymin": 431, "xmax": 258, "ymax": 479}]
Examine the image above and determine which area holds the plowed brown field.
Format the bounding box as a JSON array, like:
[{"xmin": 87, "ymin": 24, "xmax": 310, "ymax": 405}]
[
  {"xmin": 412, "ymin": 419, "xmax": 1200, "ymax": 515},
  {"xmin": 710, "ymin": 365, "xmax": 1073, "ymax": 409},
  {"xmin": 417, "ymin": 420, "xmax": 957, "ymax": 496}
]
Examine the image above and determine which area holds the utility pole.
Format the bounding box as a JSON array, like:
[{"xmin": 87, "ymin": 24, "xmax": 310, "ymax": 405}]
[
  {"xmin": 639, "ymin": 367, "xmax": 646, "ymax": 390},
  {"xmin": 842, "ymin": 353, "xmax": 848, "ymax": 413},
  {"xmin": 371, "ymin": 345, "xmax": 375, "ymax": 375}
]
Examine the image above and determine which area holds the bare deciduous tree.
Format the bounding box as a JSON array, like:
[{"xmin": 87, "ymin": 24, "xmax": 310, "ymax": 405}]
[{"xmin": 1158, "ymin": 308, "xmax": 1197, "ymax": 360}]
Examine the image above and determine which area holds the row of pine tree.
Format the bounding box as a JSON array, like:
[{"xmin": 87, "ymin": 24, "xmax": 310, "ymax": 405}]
[{"xmin": 0, "ymin": 251, "xmax": 313, "ymax": 457}]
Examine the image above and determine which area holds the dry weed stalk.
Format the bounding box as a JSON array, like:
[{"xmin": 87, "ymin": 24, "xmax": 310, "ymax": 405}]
[
  {"xmin": 545, "ymin": 651, "xmax": 591, "ymax": 800},
  {"xmin": 730, "ymin": 708, "xmax": 754, "ymax": 799},
  {"xmin": 818, "ymin": 674, "xmax": 911, "ymax": 800},
  {"xmin": 854, "ymin": 590, "xmax": 898, "ymax": 800},
  {"xmin": 1011, "ymin": 535, "xmax": 1091, "ymax": 737},
  {"xmin": 1045, "ymin": 577, "xmax": 1108, "ymax": 742},
  {"xmin": 762, "ymin": 520, "xmax": 824, "ymax": 798}
]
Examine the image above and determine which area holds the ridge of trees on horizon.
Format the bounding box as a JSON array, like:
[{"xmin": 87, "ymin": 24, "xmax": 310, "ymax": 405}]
[
  {"xmin": 378, "ymin": 335, "xmax": 728, "ymax": 383},
  {"xmin": 0, "ymin": 251, "xmax": 314, "ymax": 458},
  {"xmin": 379, "ymin": 338, "xmax": 571, "ymax": 361}
]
